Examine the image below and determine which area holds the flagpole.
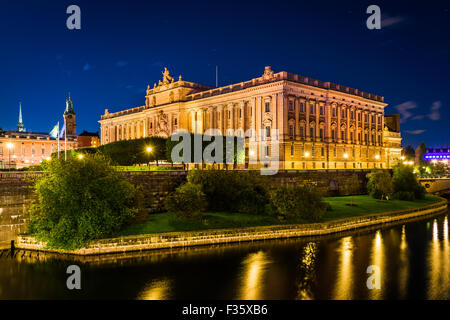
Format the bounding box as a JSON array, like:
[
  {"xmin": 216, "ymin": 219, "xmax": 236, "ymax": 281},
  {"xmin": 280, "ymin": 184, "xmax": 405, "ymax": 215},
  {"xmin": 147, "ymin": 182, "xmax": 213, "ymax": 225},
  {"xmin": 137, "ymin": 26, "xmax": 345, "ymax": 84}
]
[
  {"xmin": 57, "ymin": 121, "xmax": 60, "ymax": 159},
  {"xmin": 64, "ymin": 120, "xmax": 67, "ymax": 161}
]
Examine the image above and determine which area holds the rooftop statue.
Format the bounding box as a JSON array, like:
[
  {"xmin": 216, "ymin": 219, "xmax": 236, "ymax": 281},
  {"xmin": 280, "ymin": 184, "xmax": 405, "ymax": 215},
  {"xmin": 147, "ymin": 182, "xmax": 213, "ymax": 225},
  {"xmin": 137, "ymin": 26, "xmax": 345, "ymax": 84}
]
[{"xmin": 162, "ymin": 67, "xmax": 174, "ymax": 84}]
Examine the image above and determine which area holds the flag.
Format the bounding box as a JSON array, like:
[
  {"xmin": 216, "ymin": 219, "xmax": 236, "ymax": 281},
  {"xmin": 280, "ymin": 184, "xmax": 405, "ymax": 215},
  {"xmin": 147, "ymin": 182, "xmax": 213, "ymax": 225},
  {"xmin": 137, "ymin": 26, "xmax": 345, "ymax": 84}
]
[
  {"xmin": 49, "ymin": 123, "xmax": 59, "ymax": 138},
  {"xmin": 59, "ymin": 121, "xmax": 66, "ymax": 139}
]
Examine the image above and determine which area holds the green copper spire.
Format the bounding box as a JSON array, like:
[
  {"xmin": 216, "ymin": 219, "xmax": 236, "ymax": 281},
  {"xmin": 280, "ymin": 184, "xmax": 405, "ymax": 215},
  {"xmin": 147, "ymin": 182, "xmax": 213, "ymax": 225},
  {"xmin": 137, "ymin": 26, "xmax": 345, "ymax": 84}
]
[
  {"xmin": 64, "ymin": 92, "xmax": 75, "ymax": 115},
  {"xmin": 17, "ymin": 100, "xmax": 24, "ymax": 132}
]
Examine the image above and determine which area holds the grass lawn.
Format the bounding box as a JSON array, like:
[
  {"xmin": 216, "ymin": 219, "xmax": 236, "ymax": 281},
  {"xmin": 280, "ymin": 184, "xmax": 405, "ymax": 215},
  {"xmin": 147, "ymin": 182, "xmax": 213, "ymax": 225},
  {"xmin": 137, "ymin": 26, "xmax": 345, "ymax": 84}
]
[
  {"xmin": 117, "ymin": 194, "xmax": 443, "ymax": 237},
  {"xmin": 322, "ymin": 194, "xmax": 442, "ymax": 221}
]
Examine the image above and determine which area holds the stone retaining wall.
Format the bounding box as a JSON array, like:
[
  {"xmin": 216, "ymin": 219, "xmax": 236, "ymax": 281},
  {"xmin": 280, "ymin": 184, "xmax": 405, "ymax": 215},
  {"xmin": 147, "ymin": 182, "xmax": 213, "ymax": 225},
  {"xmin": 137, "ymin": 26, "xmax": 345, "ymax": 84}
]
[
  {"xmin": 0, "ymin": 173, "xmax": 36, "ymax": 245},
  {"xmin": 16, "ymin": 198, "xmax": 448, "ymax": 255}
]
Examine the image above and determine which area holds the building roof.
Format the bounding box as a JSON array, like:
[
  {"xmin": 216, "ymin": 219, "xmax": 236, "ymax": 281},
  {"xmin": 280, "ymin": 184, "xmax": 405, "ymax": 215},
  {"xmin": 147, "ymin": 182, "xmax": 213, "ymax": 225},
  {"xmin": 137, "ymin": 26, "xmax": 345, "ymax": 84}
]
[{"xmin": 78, "ymin": 130, "xmax": 99, "ymax": 137}]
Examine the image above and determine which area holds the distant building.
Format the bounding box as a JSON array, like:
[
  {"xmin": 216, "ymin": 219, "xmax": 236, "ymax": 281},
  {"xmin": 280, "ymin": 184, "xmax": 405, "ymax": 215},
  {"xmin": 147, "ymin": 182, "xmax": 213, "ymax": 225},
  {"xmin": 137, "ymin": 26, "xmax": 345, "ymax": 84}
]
[
  {"xmin": 0, "ymin": 97, "xmax": 78, "ymax": 169},
  {"xmin": 424, "ymin": 147, "xmax": 450, "ymax": 165},
  {"xmin": 77, "ymin": 131, "xmax": 100, "ymax": 148},
  {"xmin": 383, "ymin": 114, "xmax": 402, "ymax": 168}
]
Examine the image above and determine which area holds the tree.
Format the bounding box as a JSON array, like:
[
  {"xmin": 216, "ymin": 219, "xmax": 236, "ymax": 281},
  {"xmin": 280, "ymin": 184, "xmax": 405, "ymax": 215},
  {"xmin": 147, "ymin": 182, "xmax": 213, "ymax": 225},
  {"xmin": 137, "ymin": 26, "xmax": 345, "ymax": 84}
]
[
  {"xmin": 187, "ymin": 169, "xmax": 269, "ymax": 214},
  {"xmin": 403, "ymin": 145, "xmax": 416, "ymax": 160},
  {"xmin": 392, "ymin": 163, "xmax": 425, "ymax": 200},
  {"xmin": 270, "ymin": 185, "xmax": 327, "ymax": 221},
  {"xmin": 417, "ymin": 142, "xmax": 427, "ymax": 166},
  {"xmin": 28, "ymin": 153, "xmax": 143, "ymax": 250},
  {"xmin": 366, "ymin": 169, "xmax": 393, "ymax": 200},
  {"xmin": 345, "ymin": 173, "xmax": 361, "ymax": 206},
  {"xmin": 164, "ymin": 182, "xmax": 206, "ymax": 220},
  {"xmin": 97, "ymin": 137, "xmax": 167, "ymax": 166}
]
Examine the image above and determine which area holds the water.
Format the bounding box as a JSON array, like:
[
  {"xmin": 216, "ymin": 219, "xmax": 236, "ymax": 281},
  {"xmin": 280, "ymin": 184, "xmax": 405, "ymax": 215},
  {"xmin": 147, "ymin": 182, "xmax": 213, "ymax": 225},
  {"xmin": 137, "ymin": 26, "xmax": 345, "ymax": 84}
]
[{"xmin": 0, "ymin": 210, "xmax": 449, "ymax": 300}]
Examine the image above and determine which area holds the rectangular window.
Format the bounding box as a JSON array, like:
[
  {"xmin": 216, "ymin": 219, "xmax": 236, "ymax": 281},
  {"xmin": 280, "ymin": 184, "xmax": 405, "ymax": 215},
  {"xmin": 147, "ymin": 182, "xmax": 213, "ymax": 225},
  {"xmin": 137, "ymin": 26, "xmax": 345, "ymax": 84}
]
[
  {"xmin": 342, "ymin": 109, "xmax": 345, "ymax": 118},
  {"xmin": 265, "ymin": 102, "xmax": 270, "ymax": 112},
  {"xmin": 341, "ymin": 130, "xmax": 345, "ymax": 140},
  {"xmin": 291, "ymin": 144, "xmax": 294, "ymax": 156},
  {"xmin": 350, "ymin": 132, "xmax": 353, "ymax": 142},
  {"xmin": 289, "ymin": 125, "xmax": 294, "ymax": 137},
  {"xmin": 332, "ymin": 108, "xmax": 336, "ymax": 117},
  {"xmin": 320, "ymin": 128, "xmax": 324, "ymax": 139},
  {"xmin": 265, "ymin": 146, "xmax": 269, "ymax": 156},
  {"xmin": 321, "ymin": 147, "xmax": 324, "ymax": 156},
  {"xmin": 320, "ymin": 106, "xmax": 324, "ymax": 115},
  {"xmin": 358, "ymin": 113, "xmax": 361, "ymax": 121},
  {"xmin": 292, "ymin": 162, "xmax": 295, "ymax": 169},
  {"xmin": 310, "ymin": 127, "xmax": 314, "ymax": 138},
  {"xmin": 300, "ymin": 103, "xmax": 304, "ymax": 112},
  {"xmin": 331, "ymin": 129, "xmax": 335, "ymax": 140},
  {"xmin": 300, "ymin": 127, "xmax": 304, "ymax": 137},
  {"xmin": 266, "ymin": 126, "xmax": 271, "ymax": 137},
  {"xmin": 309, "ymin": 104, "xmax": 314, "ymax": 114},
  {"xmin": 312, "ymin": 146, "xmax": 315, "ymax": 156},
  {"xmin": 239, "ymin": 109, "xmax": 242, "ymax": 118},
  {"xmin": 333, "ymin": 147, "xmax": 337, "ymax": 157},
  {"xmin": 289, "ymin": 101, "xmax": 294, "ymax": 111}
]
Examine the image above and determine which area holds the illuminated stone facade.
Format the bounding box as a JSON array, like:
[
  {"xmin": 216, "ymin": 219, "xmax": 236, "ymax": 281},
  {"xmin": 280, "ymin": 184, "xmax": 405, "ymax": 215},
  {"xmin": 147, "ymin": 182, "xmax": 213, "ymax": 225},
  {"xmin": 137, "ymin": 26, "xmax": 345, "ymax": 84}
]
[
  {"xmin": 0, "ymin": 96, "xmax": 78, "ymax": 169},
  {"xmin": 99, "ymin": 67, "xmax": 402, "ymax": 169}
]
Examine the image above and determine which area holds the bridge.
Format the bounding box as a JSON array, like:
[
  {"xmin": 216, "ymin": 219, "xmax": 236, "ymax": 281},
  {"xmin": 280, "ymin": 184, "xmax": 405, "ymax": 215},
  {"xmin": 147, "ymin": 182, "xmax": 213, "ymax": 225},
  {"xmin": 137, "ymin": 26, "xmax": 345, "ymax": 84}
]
[{"xmin": 419, "ymin": 178, "xmax": 450, "ymax": 195}]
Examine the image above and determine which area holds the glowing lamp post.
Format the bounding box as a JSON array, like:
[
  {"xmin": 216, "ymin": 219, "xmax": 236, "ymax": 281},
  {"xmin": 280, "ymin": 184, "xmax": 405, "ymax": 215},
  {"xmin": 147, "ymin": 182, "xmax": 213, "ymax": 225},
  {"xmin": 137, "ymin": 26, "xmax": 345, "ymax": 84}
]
[
  {"xmin": 77, "ymin": 154, "xmax": 84, "ymax": 160},
  {"xmin": 146, "ymin": 146, "xmax": 153, "ymax": 168}
]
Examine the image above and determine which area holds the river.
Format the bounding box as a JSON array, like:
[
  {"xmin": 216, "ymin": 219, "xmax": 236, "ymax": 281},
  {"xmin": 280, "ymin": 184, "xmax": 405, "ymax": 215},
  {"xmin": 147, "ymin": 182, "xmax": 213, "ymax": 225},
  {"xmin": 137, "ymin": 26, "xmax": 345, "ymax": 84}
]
[{"xmin": 0, "ymin": 206, "xmax": 449, "ymax": 300}]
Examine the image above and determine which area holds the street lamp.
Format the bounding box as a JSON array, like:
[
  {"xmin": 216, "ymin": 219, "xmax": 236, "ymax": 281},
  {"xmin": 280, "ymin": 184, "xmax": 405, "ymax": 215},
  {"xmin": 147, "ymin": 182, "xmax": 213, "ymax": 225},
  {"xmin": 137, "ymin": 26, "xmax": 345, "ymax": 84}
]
[
  {"xmin": 6, "ymin": 143, "xmax": 14, "ymax": 171},
  {"xmin": 343, "ymin": 153, "xmax": 349, "ymax": 159},
  {"xmin": 375, "ymin": 154, "xmax": 380, "ymax": 160},
  {"xmin": 304, "ymin": 152, "xmax": 310, "ymax": 158},
  {"xmin": 77, "ymin": 154, "xmax": 84, "ymax": 160},
  {"xmin": 146, "ymin": 146, "xmax": 153, "ymax": 168}
]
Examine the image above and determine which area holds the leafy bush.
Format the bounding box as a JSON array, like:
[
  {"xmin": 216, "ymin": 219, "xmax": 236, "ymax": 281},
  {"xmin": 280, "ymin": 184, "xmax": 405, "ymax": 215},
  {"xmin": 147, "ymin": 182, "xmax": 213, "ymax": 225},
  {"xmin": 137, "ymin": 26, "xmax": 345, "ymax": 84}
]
[
  {"xmin": 270, "ymin": 185, "xmax": 327, "ymax": 221},
  {"xmin": 187, "ymin": 169, "xmax": 269, "ymax": 214},
  {"xmin": 366, "ymin": 169, "xmax": 393, "ymax": 200},
  {"xmin": 97, "ymin": 137, "xmax": 167, "ymax": 166},
  {"xmin": 28, "ymin": 153, "xmax": 143, "ymax": 250},
  {"xmin": 164, "ymin": 182, "xmax": 207, "ymax": 220},
  {"xmin": 392, "ymin": 164, "xmax": 425, "ymax": 200}
]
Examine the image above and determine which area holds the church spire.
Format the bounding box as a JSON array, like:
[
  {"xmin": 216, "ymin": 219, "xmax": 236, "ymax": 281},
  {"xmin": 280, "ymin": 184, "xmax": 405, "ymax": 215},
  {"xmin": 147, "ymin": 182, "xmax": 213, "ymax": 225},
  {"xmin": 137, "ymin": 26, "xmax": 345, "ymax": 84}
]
[
  {"xmin": 17, "ymin": 100, "xmax": 25, "ymax": 132},
  {"xmin": 65, "ymin": 92, "xmax": 75, "ymax": 115}
]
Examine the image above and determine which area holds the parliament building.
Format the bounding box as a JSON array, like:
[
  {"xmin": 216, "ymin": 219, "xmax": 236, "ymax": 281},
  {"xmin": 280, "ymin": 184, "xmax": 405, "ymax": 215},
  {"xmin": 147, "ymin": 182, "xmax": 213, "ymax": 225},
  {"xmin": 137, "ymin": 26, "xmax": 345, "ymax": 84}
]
[{"xmin": 99, "ymin": 66, "xmax": 402, "ymax": 170}]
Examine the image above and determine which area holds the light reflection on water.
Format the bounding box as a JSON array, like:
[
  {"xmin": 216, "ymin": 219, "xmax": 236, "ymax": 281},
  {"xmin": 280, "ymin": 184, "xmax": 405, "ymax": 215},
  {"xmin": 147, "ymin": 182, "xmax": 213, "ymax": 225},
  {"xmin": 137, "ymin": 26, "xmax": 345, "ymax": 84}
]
[
  {"xmin": 333, "ymin": 236, "xmax": 353, "ymax": 300},
  {"xmin": 238, "ymin": 251, "xmax": 271, "ymax": 300},
  {"xmin": 0, "ymin": 212, "xmax": 449, "ymax": 300}
]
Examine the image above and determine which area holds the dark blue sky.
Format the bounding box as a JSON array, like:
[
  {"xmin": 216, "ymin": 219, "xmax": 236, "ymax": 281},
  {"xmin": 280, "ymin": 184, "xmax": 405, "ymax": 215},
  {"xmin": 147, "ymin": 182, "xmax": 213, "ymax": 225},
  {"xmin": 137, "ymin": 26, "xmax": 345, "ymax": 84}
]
[{"xmin": 1, "ymin": 0, "xmax": 449, "ymax": 148}]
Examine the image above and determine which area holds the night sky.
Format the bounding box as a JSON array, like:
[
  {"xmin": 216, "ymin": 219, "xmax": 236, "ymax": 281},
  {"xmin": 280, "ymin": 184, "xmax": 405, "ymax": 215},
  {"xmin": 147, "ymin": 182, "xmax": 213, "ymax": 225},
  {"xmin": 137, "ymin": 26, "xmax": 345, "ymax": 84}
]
[{"xmin": 1, "ymin": 0, "xmax": 449, "ymax": 148}]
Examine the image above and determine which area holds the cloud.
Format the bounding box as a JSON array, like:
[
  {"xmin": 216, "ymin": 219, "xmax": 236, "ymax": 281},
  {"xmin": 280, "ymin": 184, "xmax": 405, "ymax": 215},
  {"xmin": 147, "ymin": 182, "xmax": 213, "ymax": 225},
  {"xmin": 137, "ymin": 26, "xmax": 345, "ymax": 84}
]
[
  {"xmin": 83, "ymin": 63, "xmax": 92, "ymax": 71},
  {"xmin": 405, "ymin": 130, "xmax": 426, "ymax": 135},
  {"xmin": 381, "ymin": 15, "xmax": 406, "ymax": 28},
  {"xmin": 394, "ymin": 101, "xmax": 417, "ymax": 123},
  {"xmin": 428, "ymin": 101, "xmax": 441, "ymax": 120},
  {"xmin": 116, "ymin": 61, "xmax": 129, "ymax": 67},
  {"xmin": 412, "ymin": 115, "xmax": 424, "ymax": 120}
]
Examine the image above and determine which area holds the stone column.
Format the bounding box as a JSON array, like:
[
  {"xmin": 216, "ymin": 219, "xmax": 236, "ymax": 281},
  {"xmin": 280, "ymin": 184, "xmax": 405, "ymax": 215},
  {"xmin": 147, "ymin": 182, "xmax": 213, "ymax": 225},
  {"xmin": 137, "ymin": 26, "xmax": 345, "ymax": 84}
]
[
  {"xmin": 295, "ymin": 96, "xmax": 300, "ymax": 139},
  {"xmin": 306, "ymin": 98, "xmax": 310, "ymax": 141}
]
